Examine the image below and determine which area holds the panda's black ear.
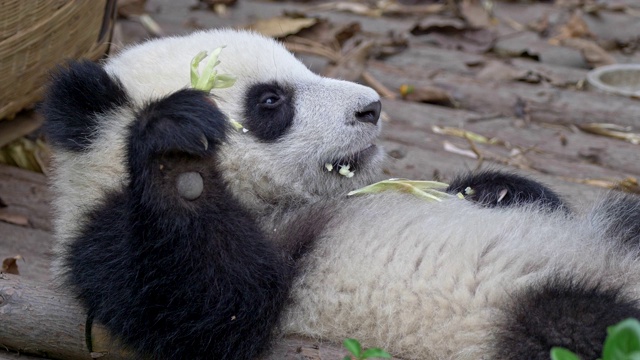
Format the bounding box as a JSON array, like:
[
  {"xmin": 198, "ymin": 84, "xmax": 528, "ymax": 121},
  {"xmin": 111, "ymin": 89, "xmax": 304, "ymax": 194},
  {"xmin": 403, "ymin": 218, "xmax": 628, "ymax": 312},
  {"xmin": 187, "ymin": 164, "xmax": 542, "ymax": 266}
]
[{"xmin": 41, "ymin": 60, "xmax": 130, "ymax": 152}]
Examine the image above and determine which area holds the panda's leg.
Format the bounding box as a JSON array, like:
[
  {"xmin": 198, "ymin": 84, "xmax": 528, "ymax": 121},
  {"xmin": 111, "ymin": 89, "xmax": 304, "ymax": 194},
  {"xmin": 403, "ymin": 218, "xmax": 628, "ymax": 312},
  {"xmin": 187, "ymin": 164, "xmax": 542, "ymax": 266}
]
[
  {"xmin": 587, "ymin": 192, "xmax": 640, "ymax": 250},
  {"xmin": 493, "ymin": 276, "xmax": 640, "ymax": 360},
  {"xmin": 65, "ymin": 89, "xmax": 293, "ymax": 360},
  {"xmin": 446, "ymin": 170, "xmax": 569, "ymax": 212}
]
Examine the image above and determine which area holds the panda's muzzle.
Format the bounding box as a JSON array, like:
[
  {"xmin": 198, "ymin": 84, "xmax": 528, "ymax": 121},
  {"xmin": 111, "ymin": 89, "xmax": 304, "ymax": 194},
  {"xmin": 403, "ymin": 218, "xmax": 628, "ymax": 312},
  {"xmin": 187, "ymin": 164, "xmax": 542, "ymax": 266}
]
[{"xmin": 355, "ymin": 101, "xmax": 381, "ymax": 126}]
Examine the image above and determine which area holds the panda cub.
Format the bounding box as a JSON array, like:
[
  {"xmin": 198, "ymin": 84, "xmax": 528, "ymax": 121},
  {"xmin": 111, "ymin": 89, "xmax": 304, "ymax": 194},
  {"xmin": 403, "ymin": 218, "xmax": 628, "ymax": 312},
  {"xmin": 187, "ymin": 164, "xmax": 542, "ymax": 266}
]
[{"xmin": 43, "ymin": 29, "xmax": 640, "ymax": 360}]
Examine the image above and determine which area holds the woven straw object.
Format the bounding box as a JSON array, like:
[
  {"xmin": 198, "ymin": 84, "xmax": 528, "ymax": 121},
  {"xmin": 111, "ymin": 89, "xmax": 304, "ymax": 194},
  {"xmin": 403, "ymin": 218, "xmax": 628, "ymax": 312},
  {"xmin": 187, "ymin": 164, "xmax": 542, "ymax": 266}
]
[{"xmin": 0, "ymin": 0, "xmax": 116, "ymax": 120}]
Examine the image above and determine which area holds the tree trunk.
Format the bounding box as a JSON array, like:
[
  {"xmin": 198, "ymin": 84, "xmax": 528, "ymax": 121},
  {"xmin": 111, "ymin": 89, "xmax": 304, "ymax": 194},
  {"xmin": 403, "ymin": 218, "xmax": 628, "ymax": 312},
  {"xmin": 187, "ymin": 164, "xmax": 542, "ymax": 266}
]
[{"xmin": 0, "ymin": 274, "xmax": 396, "ymax": 360}]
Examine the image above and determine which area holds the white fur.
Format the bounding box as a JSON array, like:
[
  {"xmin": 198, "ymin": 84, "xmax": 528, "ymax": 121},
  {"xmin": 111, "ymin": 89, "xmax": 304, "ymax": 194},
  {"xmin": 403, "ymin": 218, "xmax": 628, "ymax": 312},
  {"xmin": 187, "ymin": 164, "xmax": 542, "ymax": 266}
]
[{"xmin": 48, "ymin": 29, "xmax": 640, "ymax": 359}]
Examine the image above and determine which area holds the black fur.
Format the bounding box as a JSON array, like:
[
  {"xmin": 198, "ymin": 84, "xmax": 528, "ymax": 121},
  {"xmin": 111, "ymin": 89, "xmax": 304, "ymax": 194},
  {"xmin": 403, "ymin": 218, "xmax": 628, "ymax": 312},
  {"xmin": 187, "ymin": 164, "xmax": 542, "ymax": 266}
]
[
  {"xmin": 447, "ymin": 171, "xmax": 569, "ymax": 212},
  {"xmin": 592, "ymin": 193, "xmax": 640, "ymax": 249},
  {"xmin": 42, "ymin": 60, "xmax": 129, "ymax": 151},
  {"xmin": 243, "ymin": 82, "xmax": 295, "ymax": 141},
  {"xmin": 64, "ymin": 89, "xmax": 293, "ymax": 360},
  {"xmin": 494, "ymin": 277, "xmax": 640, "ymax": 360}
]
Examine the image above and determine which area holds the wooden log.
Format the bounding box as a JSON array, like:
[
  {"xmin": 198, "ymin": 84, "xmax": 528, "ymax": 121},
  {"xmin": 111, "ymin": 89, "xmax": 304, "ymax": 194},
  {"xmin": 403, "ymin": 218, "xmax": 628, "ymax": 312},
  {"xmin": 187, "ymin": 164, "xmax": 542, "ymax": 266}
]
[
  {"xmin": 0, "ymin": 274, "xmax": 104, "ymax": 359},
  {"xmin": 0, "ymin": 274, "xmax": 396, "ymax": 360}
]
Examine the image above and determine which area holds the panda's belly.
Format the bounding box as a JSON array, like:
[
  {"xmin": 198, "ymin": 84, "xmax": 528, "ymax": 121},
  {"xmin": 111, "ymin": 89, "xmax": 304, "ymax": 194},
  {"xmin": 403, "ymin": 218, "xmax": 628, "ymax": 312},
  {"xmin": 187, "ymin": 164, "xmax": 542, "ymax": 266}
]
[{"xmin": 280, "ymin": 193, "xmax": 640, "ymax": 359}]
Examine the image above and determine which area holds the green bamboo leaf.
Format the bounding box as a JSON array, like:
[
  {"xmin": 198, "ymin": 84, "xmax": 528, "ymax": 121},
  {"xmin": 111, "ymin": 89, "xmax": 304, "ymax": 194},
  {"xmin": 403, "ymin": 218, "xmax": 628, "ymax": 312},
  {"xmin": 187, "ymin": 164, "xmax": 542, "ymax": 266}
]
[
  {"xmin": 603, "ymin": 319, "xmax": 640, "ymax": 360},
  {"xmin": 190, "ymin": 46, "xmax": 236, "ymax": 93},
  {"xmin": 190, "ymin": 51, "xmax": 207, "ymax": 88},
  {"xmin": 550, "ymin": 347, "xmax": 580, "ymax": 360},
  {"xmin": 344, "ymin": 338, "xmax": 362, "ymax": 357},
  {"xmin": 348, "ymin": 179, "xmax": 455, "ymax": 202},
  {"xmin": 361, "ymin": 347, "xmax": 392, "ymax": 359}
]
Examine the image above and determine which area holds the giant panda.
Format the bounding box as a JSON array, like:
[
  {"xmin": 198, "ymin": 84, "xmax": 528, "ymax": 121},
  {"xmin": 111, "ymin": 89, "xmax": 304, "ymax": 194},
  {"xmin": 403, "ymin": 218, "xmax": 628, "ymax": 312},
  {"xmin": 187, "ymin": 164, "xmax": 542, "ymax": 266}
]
[{"xmin": 42, "ymin": 28, "xmax": 640, "ymax": 360}]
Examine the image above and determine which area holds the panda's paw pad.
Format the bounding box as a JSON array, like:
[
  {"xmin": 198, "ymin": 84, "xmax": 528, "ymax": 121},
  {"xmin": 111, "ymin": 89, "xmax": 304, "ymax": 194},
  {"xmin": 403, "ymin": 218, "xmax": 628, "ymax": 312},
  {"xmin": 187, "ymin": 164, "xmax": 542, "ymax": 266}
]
[
  {"xmin": 132, "ymin": 89, "xmax": 229, "ymax": 158},
  {"xmin": 176, "ymin": 171, "xmax": 204, "ymax": 200}
]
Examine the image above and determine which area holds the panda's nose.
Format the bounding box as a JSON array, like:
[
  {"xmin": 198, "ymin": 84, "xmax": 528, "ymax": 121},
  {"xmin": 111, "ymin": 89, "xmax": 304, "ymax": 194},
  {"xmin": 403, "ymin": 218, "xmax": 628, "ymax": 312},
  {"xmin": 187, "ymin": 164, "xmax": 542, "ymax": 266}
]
[{"xmin": 355, "ymin": 100, "xmax": 381, "ymax": 126}]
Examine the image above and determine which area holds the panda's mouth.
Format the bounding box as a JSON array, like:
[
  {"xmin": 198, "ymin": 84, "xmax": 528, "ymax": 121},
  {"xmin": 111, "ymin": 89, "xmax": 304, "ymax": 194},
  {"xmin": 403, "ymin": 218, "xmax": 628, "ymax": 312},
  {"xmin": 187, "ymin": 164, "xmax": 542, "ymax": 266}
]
[{"xmin": 325, "ymin": 144, "xmax": 378, "ymax": 177}]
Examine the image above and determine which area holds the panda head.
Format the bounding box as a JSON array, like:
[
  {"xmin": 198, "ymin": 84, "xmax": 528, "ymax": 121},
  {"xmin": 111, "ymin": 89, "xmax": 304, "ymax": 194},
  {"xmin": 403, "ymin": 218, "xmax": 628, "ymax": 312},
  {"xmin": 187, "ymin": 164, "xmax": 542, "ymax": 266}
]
[{"xmin": 105, "ymin": 29, "xmax": 384, "ymax": 209}]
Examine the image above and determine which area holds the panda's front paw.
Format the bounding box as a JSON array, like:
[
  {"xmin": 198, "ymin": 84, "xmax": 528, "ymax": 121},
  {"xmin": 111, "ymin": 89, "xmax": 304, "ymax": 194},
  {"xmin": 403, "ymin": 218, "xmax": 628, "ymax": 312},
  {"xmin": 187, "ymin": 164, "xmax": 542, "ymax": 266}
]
[
  {"xmin": 129, "ymin": 89, "xmax": 229, "ymax": 160},
  {"xmin": 447, "ymin": 170, "xmax": 569, "ymax": 212}
]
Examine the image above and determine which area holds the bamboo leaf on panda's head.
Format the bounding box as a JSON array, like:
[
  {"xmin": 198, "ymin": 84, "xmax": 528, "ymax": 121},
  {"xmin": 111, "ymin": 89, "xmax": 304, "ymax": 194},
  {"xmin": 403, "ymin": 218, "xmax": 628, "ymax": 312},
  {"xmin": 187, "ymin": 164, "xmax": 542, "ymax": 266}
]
[
  {"xmin": 190, "ymin": 51, "xmax": 208, "ymax": 88},
  {"xmin": 213, "ymin": 74, "xmax": 237, "ymax": 89},
  {"xmin": 190, "ymin": 47, "xmax": 237, "ymax": 93}
]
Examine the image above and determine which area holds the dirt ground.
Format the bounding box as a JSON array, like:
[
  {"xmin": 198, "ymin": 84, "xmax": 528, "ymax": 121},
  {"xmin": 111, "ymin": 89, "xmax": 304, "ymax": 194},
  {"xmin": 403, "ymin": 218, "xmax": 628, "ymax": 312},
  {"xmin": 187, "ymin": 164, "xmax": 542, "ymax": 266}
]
[{"xmin": 1, "ymin": 0, "xmax": 640, "ymax": 359}]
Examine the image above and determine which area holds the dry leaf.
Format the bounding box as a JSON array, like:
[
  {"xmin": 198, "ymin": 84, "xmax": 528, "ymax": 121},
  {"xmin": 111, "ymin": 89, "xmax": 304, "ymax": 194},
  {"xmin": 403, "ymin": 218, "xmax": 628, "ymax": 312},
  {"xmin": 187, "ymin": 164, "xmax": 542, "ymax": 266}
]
[
  {"xmin": 247, "ymin": 17, "xmax": 318, "ymax": 38},
  {"xmin": 565, "ymin": 177, "xmax": 640, "ymax": 194},
  {"xmin": 443, "ymin": 141, "xmax": 478, "ymax": 159},
  {"xmin": 323, "ymin": 40, "xmax": 373, "ymax": 81},
  {"xmin": 411, "ymin": 17, "xmax": 496, "ymax": 54},
  {"xmin": 459, "ymin": 0, "xmax": 492, "ymax": 29},
  {"xmin": 0, "ymin": 137, "xmax": 51, "ymax": 173},
  {"xmin": 578, "ymin": 123, "xmax": 640, "ymax": 144},
  {"xmin": 294, "ymin": 20, "xmax": 360, "ymax": 50},
  {"xmin": 555, "ymin": 11, "xmax": 592, "ymax": 40},
  {"xmin": 0, "ymin": 209, "xmax": 29, "ymax": 227},
  {"xmin": 307, "ymin": 1, "xmax": 444, "ymax": 17},
  {"xmin": 2, "ymin": 255, "xmax": 22, "ymax": 275},
  {"xmin": 559, "ymin": 38, "xmax": 615, "ymax": 68},
  {"xmin": 400, "ymin": 85, "xmax": 453, "ymax": 105},
  {"xmin": 411, "ymin": 16, "xmax": 467, "ymax": 34},
  {"xmin": 476, "ymin": 61, "xmax": 542, "ymax": 83},
  {"xmin": 432, "ymin": 125, "xmax": 504, "ymax": 145}
]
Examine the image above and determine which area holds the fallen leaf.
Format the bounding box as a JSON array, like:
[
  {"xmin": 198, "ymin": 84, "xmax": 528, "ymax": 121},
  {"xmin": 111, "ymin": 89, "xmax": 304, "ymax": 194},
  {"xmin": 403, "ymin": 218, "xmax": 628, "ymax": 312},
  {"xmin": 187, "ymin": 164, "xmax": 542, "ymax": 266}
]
[
  {"xmin": 247, "ymin": 16, "xmax": 318, "ymax": 38},
  {"xmin": 433, "ymin": 125, "xmax": 505, "ymax": 145},
  {"xmin": 308, "ymin": 2, "xmax": 382, "ymax": 17},
  {"xmin": 411, "ymin": 16, "xmax": 497, "ymax": 54},
  {"xmin": 411, "ymin": 16, "xmax": 467, "ymax": 34},
  {"xmin": 0, "ymin": 137, "xmax": 51, "ymax": 173},
  {"xmin": 2, "ymin": 255, "xmax": 22, "ymax": 275},
  {"xmin": 554, "ymin": 11, "xmax": 592, "ymax": 41},
  {"xmin": 476, "ymin": 61, "xmax": 543, "ymax": 83},
  {"xmin": 564, "ymin": 176, "xmax": 640, "ymax": 194},
  {"xmin": 459, "ymin": 0, "xmax": 492, "ymax": 29},
  {"xmin": 294, "ymin": 20, "xmax": 360, "ymax": 50},
  {"xmin": 443, "ymin": 141, "xmax": 478, "ymax": 159},
  {"xmin": 578, "ymin": 123, "xmax": 640, "ymax": 144},
  {"xmin": 0, "ymin": 210, "xmax": 29, "ymax": 227},
  {"xmin": 559, "ymin": 37, "xmax": 615, "ymax": 68},
  {"xmin": 323, "ymin": 40, "xmax": 373, "ymax": 81},
  {"xmin": 400, "ymin": 85, "xmax": 453, "ymax": 106}
]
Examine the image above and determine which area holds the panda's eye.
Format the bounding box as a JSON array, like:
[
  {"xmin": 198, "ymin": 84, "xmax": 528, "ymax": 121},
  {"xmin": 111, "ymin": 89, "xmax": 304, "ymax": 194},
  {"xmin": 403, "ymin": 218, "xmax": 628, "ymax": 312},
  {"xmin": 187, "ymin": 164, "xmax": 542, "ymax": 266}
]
[{"xmin": 258, "ymin": 92, "xmax": 282, "ymax": 109}]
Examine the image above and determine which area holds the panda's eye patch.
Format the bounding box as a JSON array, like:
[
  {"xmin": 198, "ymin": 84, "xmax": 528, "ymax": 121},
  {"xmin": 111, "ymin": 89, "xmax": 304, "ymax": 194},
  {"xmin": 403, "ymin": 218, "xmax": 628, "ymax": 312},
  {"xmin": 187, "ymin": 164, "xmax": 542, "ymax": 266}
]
[{"xmin": 244, "ymin": 82, "xmax": 295, "ymax": 142}]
